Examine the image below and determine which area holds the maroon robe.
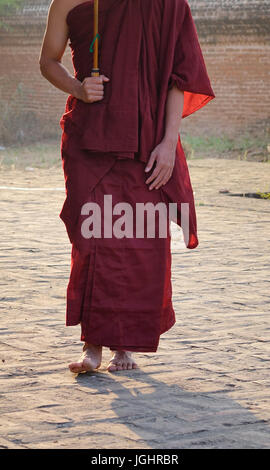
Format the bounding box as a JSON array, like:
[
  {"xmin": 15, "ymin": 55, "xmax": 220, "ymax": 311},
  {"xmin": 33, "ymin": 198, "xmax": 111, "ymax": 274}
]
[{"xmin": 59, "ymin": 0, "xmax": 215, "ymax": 352}]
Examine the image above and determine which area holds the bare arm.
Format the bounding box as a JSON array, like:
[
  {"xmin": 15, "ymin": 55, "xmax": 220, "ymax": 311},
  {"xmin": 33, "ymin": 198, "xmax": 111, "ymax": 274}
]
[
  {"xmin": 145, "ymin": 85, "xmax": 184, "ymax": 190},
  {"xmin": 163, "ymin": 85, "xmax": 184, "ymax": 145},
  {"xmin": 39, "ymin": 0, "xmax": 109, "ymax": 103}
]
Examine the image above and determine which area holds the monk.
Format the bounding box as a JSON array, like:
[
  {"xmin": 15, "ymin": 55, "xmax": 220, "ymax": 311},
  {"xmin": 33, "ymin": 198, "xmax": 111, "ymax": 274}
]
[{"xmin": 39, "ymin": 0, "xmax": 215, "ymax": 373}]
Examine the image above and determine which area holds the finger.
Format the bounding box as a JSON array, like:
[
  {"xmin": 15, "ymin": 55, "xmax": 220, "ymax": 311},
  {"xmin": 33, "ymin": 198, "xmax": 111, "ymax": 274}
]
[
  {"xmin": 90, "ymin": 76, "xmax": 104, "ymax": 84},
  {"xmin": 85, "ymin": 85, "xmax": 104, "ymax": 95},
  {"xmin": 86, "ymin": 94, "xmax": 104, "ymax": 103},
  {"xmin": 88, "ymin": 83, "xmax": 104, "ymax": 91},
  {"xmin": 153, "ymin": 166, "xmax": 173, "ymax": 189},
  {"xmin": 149, "ymin": 168, "xmax": 168, "ymax": 190},
  {"xmin": 100, "ymin": 75, "xmax": 110, "ymax": 82},
  {"xmin": 90, "ymin": 75, "xmax": 109, "ymax": 84},
  {"xmin": 86, "ymin": 92, "xmax": 104, "ymax": 100},
  {"xmin": 154, "ymin": 170, "xmax": 172, "ymax": 189},
  {"xmin": 85, "ymin": 77, "xmax": 100, "ymax": 85},
  {"xmin": 86, "ymin": 90, "xmax": 104, "ymax": 97},
  {"xmin": 84, "ymin": 84, "xmax": 104, "ymax": 95},
  {"xmin": 145, "ymin": 165, "xmax": 163, "ymax": 185},
  {"xmin": 99, "ymin": 74, "xmax": 110, "ymax": 82},
  {"xmin": 90, "ymin": 95, "xmax": 105, "ymax": 102},
  {"xmin": 145, "ymin": 152, "xmax": 157, "ymax": 173}
]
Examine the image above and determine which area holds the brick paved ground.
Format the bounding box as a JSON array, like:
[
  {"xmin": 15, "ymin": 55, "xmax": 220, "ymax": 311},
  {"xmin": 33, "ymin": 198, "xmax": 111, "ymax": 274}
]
[{"xmin": 0, "ymin": 157, "xmax": 269, "ymax": 449}]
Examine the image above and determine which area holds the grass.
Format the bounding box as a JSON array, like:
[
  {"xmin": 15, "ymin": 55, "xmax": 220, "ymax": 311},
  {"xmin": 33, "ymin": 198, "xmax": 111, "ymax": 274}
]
[
  {"xmin": 0, "ymin": 130, "xmax": 269, "ymax": 171},
  {"xmin": 182, "ymin": 132, "xmax": 270, "ymax": 161},
  {"xmin": 0, "ymin": 139, "xmax": 61, "ymax": 169}
]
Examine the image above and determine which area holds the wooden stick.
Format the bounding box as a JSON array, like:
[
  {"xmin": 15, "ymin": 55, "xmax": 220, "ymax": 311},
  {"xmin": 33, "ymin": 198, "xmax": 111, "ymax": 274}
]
[{"xmin": 91, "ymin": 0, "xmax": 100, "ymax": 77}]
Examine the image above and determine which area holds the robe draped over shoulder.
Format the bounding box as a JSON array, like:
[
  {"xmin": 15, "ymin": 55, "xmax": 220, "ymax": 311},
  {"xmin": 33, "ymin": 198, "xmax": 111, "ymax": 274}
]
[
  {"xmin": 60, "ymin": 0, "xmax": 215, "ymax": 160},
  {"xmin": 167, "ymin": 0, "xmax": 215, "ymax": 118}
]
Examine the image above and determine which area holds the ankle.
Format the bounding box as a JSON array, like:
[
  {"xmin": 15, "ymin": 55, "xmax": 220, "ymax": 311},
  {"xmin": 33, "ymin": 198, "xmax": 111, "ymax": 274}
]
[
  {"xmin": 112, "ymin": 349, "xmax": 132, "ymax": 356},
  {"xmin": 84, "ymin": 342, "xmax": 102, "ymax": 351}
]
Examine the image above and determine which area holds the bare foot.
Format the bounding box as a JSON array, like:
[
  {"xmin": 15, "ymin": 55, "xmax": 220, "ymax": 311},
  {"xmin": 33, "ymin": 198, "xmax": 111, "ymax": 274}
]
[
  {"xmin": 69, "ymin": 343, "xmax": 102, "ymax": 373},
  {"xmin": 107, "ymin": 350, "xmax": 139, "ymax": 372}
]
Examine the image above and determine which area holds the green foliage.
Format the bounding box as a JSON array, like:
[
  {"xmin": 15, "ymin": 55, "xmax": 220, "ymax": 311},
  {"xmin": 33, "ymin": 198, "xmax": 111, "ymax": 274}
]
[
  {"xmin": 182, "ymin": 132, "xmax": 269, "ymax": 161},
  {"xmin": 183, "ymin": 134, "xmax": 258, "ymax": 153},
  {"xmin": 0, "ymin": 0, "xmax": 25, "ymax": 15},
  {"xmin": 0, "ymin": 140, "xmax": 61, "ymax": 169},
  {"xmin": 256, "ymin": 192, "xmax": 270, "ymax": 200}
]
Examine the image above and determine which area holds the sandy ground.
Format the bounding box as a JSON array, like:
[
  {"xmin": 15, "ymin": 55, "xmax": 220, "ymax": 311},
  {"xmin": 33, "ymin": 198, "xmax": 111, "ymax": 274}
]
[{"xmin": 0, "ymin": 157, "xmax": 269, "ymax": 449}]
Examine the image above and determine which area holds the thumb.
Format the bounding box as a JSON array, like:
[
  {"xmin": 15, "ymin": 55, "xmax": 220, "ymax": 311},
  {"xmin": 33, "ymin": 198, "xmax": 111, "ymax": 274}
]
[
  {"xmin": 102, "ymin": 75, "xmax": 110, "ymax": 82},
  {"xmin": 145, "ymin": 151, "xmax": 156, "ymax": 172}
]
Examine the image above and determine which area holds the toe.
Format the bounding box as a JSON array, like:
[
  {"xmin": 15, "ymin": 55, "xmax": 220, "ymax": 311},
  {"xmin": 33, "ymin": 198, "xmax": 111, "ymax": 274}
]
[
  {"xmin": 132, "ymin": 362, "xmax": 139, "ymax": 369},
  {"xmin": 69, "ymin": 362, "xmax": 83, "ymax": 373},
  {"xmin": 107, "ymin": 361, "xmax": 117, "ymax": 372}
]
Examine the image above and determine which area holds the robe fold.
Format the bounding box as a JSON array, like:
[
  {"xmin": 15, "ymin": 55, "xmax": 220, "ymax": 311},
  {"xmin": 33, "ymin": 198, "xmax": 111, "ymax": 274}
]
[{"xmin": 59, "ymin": 0, "xmax": 215, "ymax": 352}]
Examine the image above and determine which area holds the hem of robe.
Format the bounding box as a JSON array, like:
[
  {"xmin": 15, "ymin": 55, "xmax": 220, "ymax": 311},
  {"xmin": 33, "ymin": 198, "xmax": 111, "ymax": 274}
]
[
  {"xmin": 65, "ymin": 235, "xmax": 176, "ymax": 353},
  {"xmin": 70, "ymin": 309, "xmax": 176, "ymax": 353},
  {"xmin": 168, "ymin": 80, "xmax": 215, "ymax": 120},
  {"xmin": 182, "ymin": 94, "xmax": 215, "ymax": 120}
]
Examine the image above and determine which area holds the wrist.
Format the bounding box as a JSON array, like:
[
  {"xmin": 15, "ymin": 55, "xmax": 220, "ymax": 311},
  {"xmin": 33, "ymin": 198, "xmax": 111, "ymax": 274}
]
[
  {"xmin": 71, "ymin": 78, "xmax": 83, "ymax": 100},
  {"xmin": 163, "ymin": 133, "xmax": 179, "ymax": 147}
]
